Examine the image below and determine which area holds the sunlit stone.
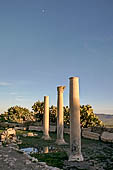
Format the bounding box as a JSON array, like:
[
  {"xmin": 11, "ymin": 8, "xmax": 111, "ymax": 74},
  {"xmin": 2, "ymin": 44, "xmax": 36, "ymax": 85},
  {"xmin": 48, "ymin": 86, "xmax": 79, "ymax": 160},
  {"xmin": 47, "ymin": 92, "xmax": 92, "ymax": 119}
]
[
  {"xmin": 69, "ymin": 77, "xmax": 83, "ymax": 161},
  {"xmin": 42, "ymin": 96, "xmax": 51, "ymax": 140},
  {"xmin": 56, "ymin": 86, "xmax": 67, "ymax": 145}
]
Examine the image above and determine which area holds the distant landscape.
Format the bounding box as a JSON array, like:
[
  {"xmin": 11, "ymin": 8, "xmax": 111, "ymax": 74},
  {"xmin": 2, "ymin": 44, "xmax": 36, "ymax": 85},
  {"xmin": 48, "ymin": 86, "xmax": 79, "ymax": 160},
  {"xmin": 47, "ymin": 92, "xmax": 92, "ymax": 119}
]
[{"xmin": 96, "ymin": 114, "xmax": 113, "ymax": 127}]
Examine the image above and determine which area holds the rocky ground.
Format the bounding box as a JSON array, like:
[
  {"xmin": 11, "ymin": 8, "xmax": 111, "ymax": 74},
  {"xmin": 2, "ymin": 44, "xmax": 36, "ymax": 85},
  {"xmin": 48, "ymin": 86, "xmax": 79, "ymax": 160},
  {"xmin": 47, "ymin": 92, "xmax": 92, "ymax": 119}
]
[
  {"xmin": 1, "ymin": 140, "xmax": 113, "ymax": 170},
  {"xmin": 0, "ymin": 143, "xmax": 59, "ymax": 170},
  {"xmin": 1, "ymin": 129, "xmax": 113, "ymax": 170},
  {"xmin": 64, "ymin": 139, "xmax": 113, "ymax": 170}
]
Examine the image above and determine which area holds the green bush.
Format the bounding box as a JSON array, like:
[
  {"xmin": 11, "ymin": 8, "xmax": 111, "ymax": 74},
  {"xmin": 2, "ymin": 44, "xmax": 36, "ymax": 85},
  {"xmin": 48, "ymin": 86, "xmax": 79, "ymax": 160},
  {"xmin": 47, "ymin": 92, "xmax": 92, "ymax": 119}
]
[
  {"xmin": 32, "ymin": 101, "xmax": 102, "ymax": 128},
  {"xmin": 0, "ymin": 100, "xmax": 102, "ymax": 128},
  {"xmin": 1, "ymin": 106, "xmax": 36, "ymax": 123}
]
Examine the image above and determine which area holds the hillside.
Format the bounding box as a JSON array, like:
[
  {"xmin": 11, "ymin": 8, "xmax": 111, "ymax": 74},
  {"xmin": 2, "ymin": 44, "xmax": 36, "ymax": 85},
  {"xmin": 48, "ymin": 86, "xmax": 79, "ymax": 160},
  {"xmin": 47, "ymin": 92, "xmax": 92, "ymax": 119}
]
[{"xmin": 96, "ymin": 114, "xmax": 113, "ymax": 127}]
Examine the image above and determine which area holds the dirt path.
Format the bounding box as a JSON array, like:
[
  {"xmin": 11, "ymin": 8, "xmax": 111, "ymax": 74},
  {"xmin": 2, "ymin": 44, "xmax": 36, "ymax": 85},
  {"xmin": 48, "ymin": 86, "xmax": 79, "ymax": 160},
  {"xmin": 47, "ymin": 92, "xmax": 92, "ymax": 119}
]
[{"xmin": 0, "ymin": 144, "xmax": 60, "ymax": 170}]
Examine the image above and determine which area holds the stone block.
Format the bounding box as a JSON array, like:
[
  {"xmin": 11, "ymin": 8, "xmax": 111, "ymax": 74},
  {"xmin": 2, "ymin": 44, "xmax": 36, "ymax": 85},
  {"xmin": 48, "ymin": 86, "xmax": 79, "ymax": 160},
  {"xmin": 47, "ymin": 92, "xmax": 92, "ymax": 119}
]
[
  {"xmin": 50, "ymin": 126, "xmax": 56, "ymax": 132},
  {"xmin": 27, "ymin": 132, "xmax": 38, "ymax": 137},
  {"xmin": 82, "ymin": 127, "xmax": 91, "ymax": 132},
  {"xmin": 64, "ymin": 128, "xmax": 70, "ymax": 134},
  {"xmin": 27, "ymin": 132, "xmax": 34, "ymax": 137},
  {"xmin": 82, "ymin": 131, "xmax": 100, "ymax": 140},
  {"xmin": 29, "ymin": 126, "xmax": 43, "ymax": 131},
  {"xmin": 15, "ymin": 127, "xmax": 27, "ymax": 131},
  {"xmin": 101, "ymin": 131, "xmax": 113, "ymax": 143}
]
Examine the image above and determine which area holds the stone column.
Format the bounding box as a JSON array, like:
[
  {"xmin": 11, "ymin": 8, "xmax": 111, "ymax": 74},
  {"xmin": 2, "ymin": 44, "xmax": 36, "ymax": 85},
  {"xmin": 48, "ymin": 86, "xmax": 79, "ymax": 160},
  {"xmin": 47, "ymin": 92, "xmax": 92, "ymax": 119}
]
[
  {"xmin": 56, "ymin": 86, "xmax": 66, "ymax": 145},
  {"xmin": 69, "ymin": 77, "xmax": 83, "ymax": 161},
  {"xmin": 42, "ymin": 96, "xmax": 51, "ymax": 140}
]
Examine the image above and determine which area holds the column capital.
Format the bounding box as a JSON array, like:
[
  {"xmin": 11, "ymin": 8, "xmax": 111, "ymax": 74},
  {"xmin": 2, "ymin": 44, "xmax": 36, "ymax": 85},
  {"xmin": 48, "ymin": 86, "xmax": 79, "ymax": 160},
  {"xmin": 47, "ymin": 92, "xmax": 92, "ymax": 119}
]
[
  {"xmin": 44, "ymin": 96, "xmax": 49, "ymax": 99},
  {"xmin": 57, "ymin": 86, "xmax": 66, "ymax": 93},
  {"xmin": 69, "ymin": 77, "xmax": 79, "ymax": 80}
]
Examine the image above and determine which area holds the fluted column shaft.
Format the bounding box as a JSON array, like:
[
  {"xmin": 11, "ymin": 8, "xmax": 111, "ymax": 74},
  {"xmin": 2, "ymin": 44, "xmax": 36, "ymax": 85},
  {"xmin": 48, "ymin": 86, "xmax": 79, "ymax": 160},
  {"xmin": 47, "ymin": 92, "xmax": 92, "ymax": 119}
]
[{"xmin": 69, "ymin": 77, "xmax": 83, "ymax": 161}]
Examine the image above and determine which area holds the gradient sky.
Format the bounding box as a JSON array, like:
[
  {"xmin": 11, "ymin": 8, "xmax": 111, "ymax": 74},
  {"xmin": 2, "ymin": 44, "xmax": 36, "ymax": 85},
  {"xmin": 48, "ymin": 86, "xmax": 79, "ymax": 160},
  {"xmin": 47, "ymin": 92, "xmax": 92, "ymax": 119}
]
[{"xmin": 0, "ymin": 0, "xmax": 113, "ymax": 114}]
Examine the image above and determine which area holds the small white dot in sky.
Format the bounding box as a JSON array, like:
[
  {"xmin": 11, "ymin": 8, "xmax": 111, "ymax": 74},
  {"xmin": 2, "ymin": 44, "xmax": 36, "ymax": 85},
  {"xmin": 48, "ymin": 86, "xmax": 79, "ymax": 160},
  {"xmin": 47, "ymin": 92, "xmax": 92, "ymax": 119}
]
[
  {"xmin": 42, "ymin": 9, "xmax": 45, "ymax": 13},
  {"xmin": 41, "ymin": 9, "xmax": 46, "ymax": 13}
]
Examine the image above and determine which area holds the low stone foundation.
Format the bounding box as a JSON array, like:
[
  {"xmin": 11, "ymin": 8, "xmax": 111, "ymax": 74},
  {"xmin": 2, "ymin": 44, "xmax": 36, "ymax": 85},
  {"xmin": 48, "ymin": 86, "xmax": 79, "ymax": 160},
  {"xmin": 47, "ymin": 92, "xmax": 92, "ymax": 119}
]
[
  {"xmin": 29, "ymin": 126, "xmax": 43, "ymax": 131},
  {"xmin": 82, "ymin": 131, "xmax": 100, "ymax": 140},
  {"xmin": 2, "ymin": 124, "xmax": 113, "ymax": 144},
  {"xmin": 29, "ymin": 126, "xmax": 56, "ymax": 132},
  {"xmin": 91, "ymin": 126, "xmax": 113, "ymax": 134}
]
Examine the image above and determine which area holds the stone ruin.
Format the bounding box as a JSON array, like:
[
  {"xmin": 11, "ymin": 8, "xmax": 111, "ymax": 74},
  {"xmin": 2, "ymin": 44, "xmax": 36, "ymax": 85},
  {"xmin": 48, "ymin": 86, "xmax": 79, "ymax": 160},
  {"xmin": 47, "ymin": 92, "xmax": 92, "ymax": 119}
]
[
  {"xmin": 41, "ymin": 77, "xmax": 84, "ymax": 161},
  {"xmin": 0, "ymin": 76, "xmax": 84, "ymax": 163},
  {"xmin": 0, "ymin": 128, "xmax": 18, "ymax": 144}
]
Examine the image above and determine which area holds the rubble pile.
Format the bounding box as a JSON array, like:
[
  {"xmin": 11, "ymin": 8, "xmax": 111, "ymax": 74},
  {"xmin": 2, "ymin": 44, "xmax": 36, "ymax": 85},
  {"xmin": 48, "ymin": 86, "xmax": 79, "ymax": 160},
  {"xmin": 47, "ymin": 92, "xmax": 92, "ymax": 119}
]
[{"xmin": 0, "ymin": 128, "xmax": 18, "ymax": 144}]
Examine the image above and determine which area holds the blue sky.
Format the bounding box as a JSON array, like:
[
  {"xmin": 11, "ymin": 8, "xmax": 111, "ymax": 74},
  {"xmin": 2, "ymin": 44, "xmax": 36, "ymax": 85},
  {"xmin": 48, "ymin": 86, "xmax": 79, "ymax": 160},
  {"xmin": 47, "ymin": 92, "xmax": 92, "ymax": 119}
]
[{"xmin": 0, "ymin": 0, "xmax": 113, "ymax": 114}]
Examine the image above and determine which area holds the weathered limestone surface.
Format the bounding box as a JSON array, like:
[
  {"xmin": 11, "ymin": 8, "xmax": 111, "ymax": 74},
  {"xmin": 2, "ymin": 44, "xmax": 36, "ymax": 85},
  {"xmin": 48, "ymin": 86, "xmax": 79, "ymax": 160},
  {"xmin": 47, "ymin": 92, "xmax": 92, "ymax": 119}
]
[
  {"xmin": 69, "ymin": 77, "xmax": 83, "ymax": 162},
  {"xmin": 0, "ymin": 128, "xmax": 17, "ymax": 143},
  {"xmin": 56, "ymin": 86, "xmax": 66, "ymax": 145},
  {"xmin": 0, "ymin": 145, "xmax": 60, "ymax": 170},
  {"xmin": 82, "ymin": 131, "xmax": 100, "ymax": 140},
  {"xmin": 101, "ymin": 131, "xmax": 113, "ymax": 143},
  {"xmin": 42, "ymin": 96, "xmax": 51, "ymax": 140}
]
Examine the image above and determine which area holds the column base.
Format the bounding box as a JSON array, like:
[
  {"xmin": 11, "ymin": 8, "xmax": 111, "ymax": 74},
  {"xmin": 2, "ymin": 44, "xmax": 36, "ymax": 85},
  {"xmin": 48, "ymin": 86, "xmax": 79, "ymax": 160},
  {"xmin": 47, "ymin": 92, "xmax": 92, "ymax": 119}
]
[
  {"xmin": 56, "ymin": 139, "xmax": 68, "ymax": 145},
  {"xmin": 69, "ymin": 153, "xmax": 84, "ymax": 162},
  {"xmin": 42, "ymin": 135, "xmax": 51, "ymax": 140}
]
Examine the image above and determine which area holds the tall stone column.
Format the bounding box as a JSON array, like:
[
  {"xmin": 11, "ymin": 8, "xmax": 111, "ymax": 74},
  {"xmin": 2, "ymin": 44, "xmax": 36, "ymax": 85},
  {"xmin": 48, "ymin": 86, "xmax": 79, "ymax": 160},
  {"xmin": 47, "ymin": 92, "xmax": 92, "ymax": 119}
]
[
  {"xmin": 56, "ymin": 86, "xmax": 66, "ymax": 145},
  {"xmin": 42, "ymin": 96, "xmax": 51, "ymax": 140},
  {"xmin": 69, "ymin": 77, "xmax": 83, "ymax": 161}
]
